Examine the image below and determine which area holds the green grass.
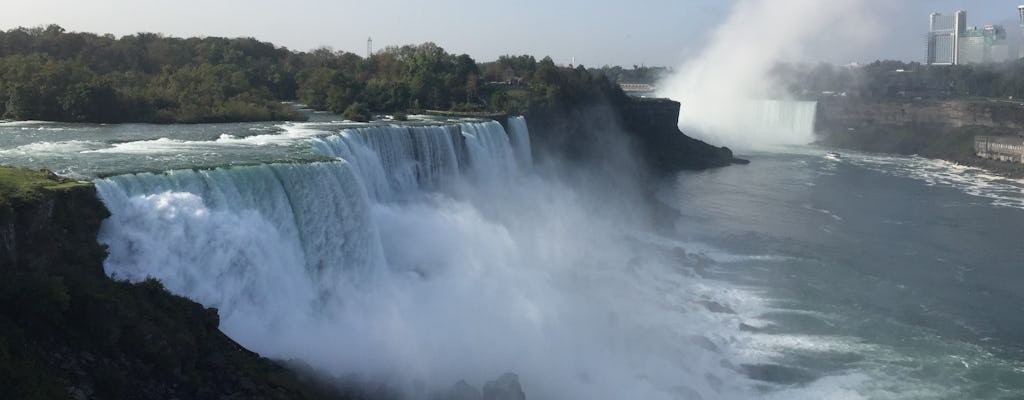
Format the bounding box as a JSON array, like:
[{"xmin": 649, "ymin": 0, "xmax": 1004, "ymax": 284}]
[{"xmin": 0, "ymin": 167, "xmax": 91, "ymax": 208}]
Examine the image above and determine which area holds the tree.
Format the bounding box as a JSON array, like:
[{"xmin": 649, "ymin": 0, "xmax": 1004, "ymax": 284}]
[{"xmin": 342, "ymin": 102, "xmax": 371, "ymax": 122}]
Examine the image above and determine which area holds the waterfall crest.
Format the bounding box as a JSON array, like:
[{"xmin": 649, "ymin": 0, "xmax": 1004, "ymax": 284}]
[{"xmin": 677, "ymin": 99, "xmax": 818, "ymax": 150}]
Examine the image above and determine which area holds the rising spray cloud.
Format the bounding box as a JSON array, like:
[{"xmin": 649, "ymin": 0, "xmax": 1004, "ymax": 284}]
[{"xmin": 657, "ymin": 0, "xmax": 886, "ymax": 150}]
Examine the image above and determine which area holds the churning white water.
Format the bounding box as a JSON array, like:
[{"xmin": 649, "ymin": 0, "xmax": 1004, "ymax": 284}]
[{"xmin": 95, "ymin": 119, "xmax": 759, "ymax": 399}]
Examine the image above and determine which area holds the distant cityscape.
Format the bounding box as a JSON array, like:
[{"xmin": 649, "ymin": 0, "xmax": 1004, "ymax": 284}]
[{"xmin": 926, "ymin": 5, "xmax": 1024, "ymax": 65}]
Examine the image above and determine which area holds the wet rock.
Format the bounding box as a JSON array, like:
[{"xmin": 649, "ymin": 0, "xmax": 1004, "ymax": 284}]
[
  {"xmin": 740, "ymin": 363, "xmax": 818, "ymax": 385},
  {"xmin": 482, "ymin": 373, "xmax": 525, "ymax": 400},
  {"xmin": 689, "ymin": 335, "xmax": 719, "ymax": 353},
  {"xmin": 698, "ymin": 300, "xmax": 736, "ymax": 314},
  {"xmin": 69, "ymin": 387, "xmax": 87, "ymax": 400},
  {"xmin": 436, "ymin": 380, "xmax": 482, "ymax": 400},
  {"xmin": 704, "ymin": 372, "xmax": 724, "ymax": 394},
  {"xmin": 671, "ymin": 385, "xmax": 704, "ymax": 400}
]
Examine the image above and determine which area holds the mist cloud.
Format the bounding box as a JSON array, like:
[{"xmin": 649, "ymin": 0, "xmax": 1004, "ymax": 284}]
[{"xmin": 657, "ymin": 0, "xmax": 888, "ymax": 150}]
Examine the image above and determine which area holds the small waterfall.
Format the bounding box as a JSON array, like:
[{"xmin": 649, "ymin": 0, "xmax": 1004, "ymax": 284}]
[
  {"xmin": 507, "ymin": 116, "xmax": 534, "ymax": 171},
  {"xmin": 460, "ymin": 120, "xmax": 518, "ymax": 182}
]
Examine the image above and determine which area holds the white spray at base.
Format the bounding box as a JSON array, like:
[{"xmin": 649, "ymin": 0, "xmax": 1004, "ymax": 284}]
[
  {"xmin": 657, "ymin": 0, "xmax": 886, "ymax": 150},
  {"xmin": 96, "ymin": 118, "xmax": 770, "ymax": 399}
]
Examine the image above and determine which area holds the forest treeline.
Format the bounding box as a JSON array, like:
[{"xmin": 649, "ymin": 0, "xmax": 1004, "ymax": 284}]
[
  {"xmin": 773, "ymin": 59, "xmax": 1024, "ymax": 100},
  {"xmin": 0, "ymin": 25, "xmax": 624, "ymax": 123}
]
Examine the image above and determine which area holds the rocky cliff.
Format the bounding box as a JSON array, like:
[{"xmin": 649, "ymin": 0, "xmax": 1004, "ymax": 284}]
[
  {"xmin": 0, "ymin": 168, "xmax": 345, "ymax": 400},
  {"xmin": 817, "ymin": 98, "xmax": 1024, "ymax": 131},
  {"xmin": 814, "ymin": 98, "xmax": 1024, "ymax": 178},
  {"xmin": 526, "ymin": 97, "xmax": 744, "ymax": 175},
  {"xmin": 619, "ymin": 98, "xmax": 746, "ymax": 171}
]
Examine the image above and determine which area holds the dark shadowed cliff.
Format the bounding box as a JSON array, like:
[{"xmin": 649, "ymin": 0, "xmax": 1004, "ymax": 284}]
[
  {"xmin": 0, "ymin": 168, "xmax": 348, "ymax": 400},
  {"xmin": 526, "ymin": 97, "xmax": 744, "ymax": 175}
]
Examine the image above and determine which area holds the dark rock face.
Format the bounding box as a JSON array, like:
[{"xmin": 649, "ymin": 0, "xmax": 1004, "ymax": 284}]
[
  {"xmin": 0, "ymin": 169, "xmax": 343, "ymax": 399},
  {"xmin": 482, "ymin": 373, "xmax": 526, "ymax": 400},
  {"xmin": 619, "ymin": 98, "xmax": 745, "ymax": 172},
  {"xmin": 817, "ymin": 98, "xmax": 1024, "ymax": 131},
  {"xmin": 525, "ymin": 98, "xmax": 743, "ymax": 176},
  {"xmin": 815, "ymin": 98, "xmax": 1024, "ymax": 178},
  {"xmin": 433, "ymin": 380, "xmax": 484, "ymax": 400}
]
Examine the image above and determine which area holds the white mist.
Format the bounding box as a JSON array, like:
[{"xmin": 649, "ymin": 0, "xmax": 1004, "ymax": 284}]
[
  {"xmin": 96, "ymin": 121, "xmax": 759, "ymax": 399},
  {"xmin": 657, "ymin": 0, "xmax": 886, "ymax": 150}
]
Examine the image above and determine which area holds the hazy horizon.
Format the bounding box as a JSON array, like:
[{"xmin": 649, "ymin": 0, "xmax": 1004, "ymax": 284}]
[{"xmin": 3, "ymin": 0, "xmax": 1024, "ymax": 67}]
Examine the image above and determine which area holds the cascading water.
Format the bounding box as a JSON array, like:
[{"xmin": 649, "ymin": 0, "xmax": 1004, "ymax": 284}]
[
  {"xmin": 749, "ymin": 100, "xmax": 817, "ymax": 139},
  {"xmin": 677, "ymin": 99, "xmax": 818, "ymax": 150},
  {"xmin": 310, "ymin": 125, "xmax": 464, "ymax": 200},
  {"xmin": 507, "ymin": 116, "xmax": 533, "ymax": 171},
  {"xmin": 96, "ymin": 162, "xmax": 384, "ymax": 325},
  {"xmin": 95, "ymin": 117, "xmax": 754, "ymax": 399}
]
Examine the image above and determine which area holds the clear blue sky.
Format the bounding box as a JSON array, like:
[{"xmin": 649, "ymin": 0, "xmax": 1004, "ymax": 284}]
[{"xmin": 2, "ymin": 0, "xmax": 1022, "ymax": 66}]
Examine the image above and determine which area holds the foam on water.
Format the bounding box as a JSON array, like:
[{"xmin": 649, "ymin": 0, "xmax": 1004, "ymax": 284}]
[
  {"xmin": 0, "ymin": 140, "xmax": 105, "ymax": 154},
  {"xmin": 843, "ymin": 153, "xmax": 1024, "ymax": 210}
]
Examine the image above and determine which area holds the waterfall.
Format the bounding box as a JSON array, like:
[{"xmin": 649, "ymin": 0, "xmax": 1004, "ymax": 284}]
[
  {"xmin": 678, "ymin": 99, "xmax": 817, "ymax": 149},
  {"xmin": 507, "ymin": 116, "xmax": 533, "ymax": 171},
  {"xmin": 459, "ymin": 120, "xmax": 519, "ymax": 182},
  {"xmin": 96, "ymin": 161, "xmax": 384, "ymax": 324},
  {"xmin": 94, "ymin": 117, "xmax": 745, "ymax": 399},
  {"xmin": 310, "ymin": 125, "xmax": 463, "ymax": 200},
  {"xmin": 96, "ymin": 119, "xmax": 533, "ymax": 368},
  {"xmin": 750, "ymin": 99, "xmax": 817, "ymax": 138}
]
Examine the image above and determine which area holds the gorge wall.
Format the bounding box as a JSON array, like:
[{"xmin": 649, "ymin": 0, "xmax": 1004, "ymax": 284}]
[
  {"xmin": 814, "ymin": 98, "xmax": 1024, "ymax": 178},
  {"xmin": 816, "ymin": 98, "xmax": 1024, "ymax": 131}
]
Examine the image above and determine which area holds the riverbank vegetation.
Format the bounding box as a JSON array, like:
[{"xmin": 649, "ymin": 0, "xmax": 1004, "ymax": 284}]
[
  {"xmin": 773, "ymin": 59, "xmax": 1024, "ymax": 100},
  {"xmin": 0, "ymin": 25, "xmax": 626, "ymax": 123}
]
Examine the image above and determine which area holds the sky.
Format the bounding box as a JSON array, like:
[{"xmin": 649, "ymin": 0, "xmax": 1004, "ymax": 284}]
[{"xmin": 2, "ymin": 0, "xmax": 1023, "ymax": 67}]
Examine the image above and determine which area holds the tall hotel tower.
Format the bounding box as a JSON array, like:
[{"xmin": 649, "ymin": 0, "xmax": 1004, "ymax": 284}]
[
  {"xmin": 928, "ymin": 11, "xmax": 966, "ymax": 65},
  {"xmin": 1019, "ymin": 5, "xmax": 1024, "ymax": 58}
]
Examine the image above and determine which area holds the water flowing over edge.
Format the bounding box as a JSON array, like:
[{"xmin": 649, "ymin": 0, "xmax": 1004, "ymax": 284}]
[{"xmin": 92, "ymin": 117, "xmax": 837, "ymax": 399}]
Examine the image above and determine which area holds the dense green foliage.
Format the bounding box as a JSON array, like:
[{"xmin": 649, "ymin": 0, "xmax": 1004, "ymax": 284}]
[
  {"xmin": 0, "ymin": 25, "xmax": 627, "ymax": 123},
  {"xmin": 480, "ymin": 56, "xmax": 628, "ymax": 115},
  {"xmin": 588, "ymin": 65, "xmax": 672, "ymax": 84},
  {"xmin": 0, "ymin": 25, "xmax": 304, "ymax": 122},
  {"xmin": 774, "ymin": 59, "xmax": 1024, "ymax": 100},
  {"xmin": 0, "ymin": 168, "xmax": 87, "ymax": 209}
]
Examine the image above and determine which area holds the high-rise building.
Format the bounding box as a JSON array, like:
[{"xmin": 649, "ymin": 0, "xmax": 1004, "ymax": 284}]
[
  {"xmin": 928, "ymin": 10, "xmax": 1008, "ymax": 65},
  {"xmin": 928, "ymin": 11, "xmax": 965, "ymax": 65},
  {"xmin": 1018, "ymin": 5, "xmax": 1024, "ymax": 58},
  {"xmin": 958, "ymin": 25, "xmax": 1008, "ymax": 64}
]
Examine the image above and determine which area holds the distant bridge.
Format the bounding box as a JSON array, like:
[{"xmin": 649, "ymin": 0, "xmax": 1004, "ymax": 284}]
[{"xmin": 619, "ymin": 83, "xmax": 657, "ymax": 92}]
